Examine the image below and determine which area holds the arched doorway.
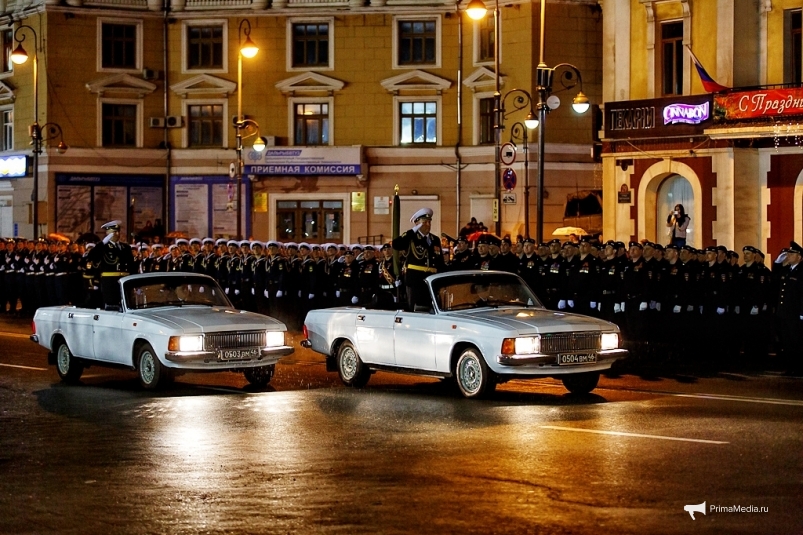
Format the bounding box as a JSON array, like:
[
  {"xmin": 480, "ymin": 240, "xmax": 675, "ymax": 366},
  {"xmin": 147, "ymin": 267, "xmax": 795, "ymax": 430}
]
[{"xmin": 656, "ymin": 174, "xmax": 694, "ymax": 245}]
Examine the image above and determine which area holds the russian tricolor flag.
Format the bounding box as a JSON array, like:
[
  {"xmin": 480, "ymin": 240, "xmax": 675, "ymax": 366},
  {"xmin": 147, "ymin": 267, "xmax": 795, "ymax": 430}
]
[{"xmin": 687, "ymin": 46, "xmax": 729, "ymax": 93}]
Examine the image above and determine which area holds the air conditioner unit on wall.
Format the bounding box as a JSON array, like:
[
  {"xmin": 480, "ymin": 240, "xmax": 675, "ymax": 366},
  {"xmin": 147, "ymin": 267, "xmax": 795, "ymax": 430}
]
[
  {"xmin": 166, "ymin": 116, "xmax": 183, "ymax": 128},
  {"xmin": 142, "ymin": 68, "xmax": 161, "ymax": 80},
  {"xmin": 149, "ymin": 117, "xmax": 165, "ymax": 128}
]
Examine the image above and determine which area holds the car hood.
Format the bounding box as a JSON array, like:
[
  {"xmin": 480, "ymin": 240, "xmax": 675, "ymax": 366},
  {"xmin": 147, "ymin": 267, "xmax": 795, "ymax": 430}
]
[
  {"xmin": 131, "ymin": 307, "xmax": 285, "ymax": 333},
  {"xmin": 446, "ymin": 308, "xmax": 616, "ymax": 335}
]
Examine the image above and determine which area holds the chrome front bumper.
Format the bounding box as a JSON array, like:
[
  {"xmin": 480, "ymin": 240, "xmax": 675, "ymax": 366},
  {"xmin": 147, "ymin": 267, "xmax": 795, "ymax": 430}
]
[
  {"xmin": 496, "ymin": 348, "xmax": 628, "ymax": 367},
  {"xmin": 165, "ymin": 345, "xmax": 294, "ymax": 364}
]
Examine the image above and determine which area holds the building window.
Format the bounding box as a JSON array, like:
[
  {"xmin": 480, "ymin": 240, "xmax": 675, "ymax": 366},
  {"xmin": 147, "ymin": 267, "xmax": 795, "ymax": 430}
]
[
  {"xmin": 478, "ymin": 16, "xmax": 494, "ymax": 63},
  {"xmin": 188, "ymin": 104, "xmax": 223, "ymax": 147},
  {"xmin": 479, "ymin": 97, "xmax": 494, "ymax": 145},
  {"xmin": 101, "ymin": 22, "xmax": 138, "ymax": 70},
  {"xmin": 660, "ymin": 21, "xmax": 684, "ymax": 96},
  {"xmin": 292, "ymin": 23, "xmax": 329, "ymax": 68},
  {"xmin": 187, "ymin": 25, "xmax": 223, "ymax": 70},
  {"xmin": 1, "ymin": 109, "xmax": 11, "ymax": 151},
  {"xmin": 398, "ymin": 20, "xmax": 436, "ymax": 66},
  {"xmin": 400, "ymin": 101, "xmax": 437, "ymax": 145},
  {"xmin": 102, "ymin": 103, "xmax": 137, "ymax": 147},
  {"xmin": 276, "ymin": 199, "xmax": 343, "ymax": 243},
  {"xmin": 294, "ymin": 103, "xmax": 329, "ymax": 146},
  {"xmin": 1, "ymin": 29, "xmax": 12, "ymax": 74},
  {"xmin": 785, "ymin": 10, "xmax": 802, "ymax": 84}
]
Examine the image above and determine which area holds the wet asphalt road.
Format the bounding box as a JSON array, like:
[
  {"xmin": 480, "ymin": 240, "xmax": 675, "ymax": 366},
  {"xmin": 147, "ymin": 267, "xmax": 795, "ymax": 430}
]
[{"xmin": 1, "ymin": 317, "xmax": 803, "ymax": 535}]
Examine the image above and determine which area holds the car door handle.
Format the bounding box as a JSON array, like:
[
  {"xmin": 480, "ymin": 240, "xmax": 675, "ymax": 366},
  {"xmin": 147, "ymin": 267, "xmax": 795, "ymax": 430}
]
[
  {"xmin": 68, "ymin": 313, "xmax": 74, "ymax": 319},
  {"xmin": 357, "ymin": 315, "xmax": 365, "ymax": 321},
  {"xmin": 93, "ymin": 315, "xmax": 99, "ymax": 321},
  {"xmin": 395, "ymin": 317, "xmax": 402, "ymax": 324}
]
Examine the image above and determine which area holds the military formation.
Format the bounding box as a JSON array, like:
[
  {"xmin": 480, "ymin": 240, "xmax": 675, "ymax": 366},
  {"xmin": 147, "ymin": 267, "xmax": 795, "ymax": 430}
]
[{"xmin": 2, "ymin": 219, "xmax": 802, "ymax": 373}]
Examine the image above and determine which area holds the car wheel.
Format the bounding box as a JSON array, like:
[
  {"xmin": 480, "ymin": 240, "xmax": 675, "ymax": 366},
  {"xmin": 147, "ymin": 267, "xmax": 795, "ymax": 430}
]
[
  {"xmin": 243, "ymin": 365, "xmax": 275, "ymax": 388},
  {"xmin": 562, "ymin": 371, "xmax": 600, "ymax": 395},
  {"xmin": 55, "ymin": 341, "xmax": 84, "ymax": 384},
  {"xmin": 454, "ymin": 347, "xmax": 496, "ymax": 399},
  {"xmin": 337, "ymin": 341, "xmax": 370, "ymax": 388},
  {"xmin": 137, "ymin": 343, "xmax": 168, "ymax": 390}
]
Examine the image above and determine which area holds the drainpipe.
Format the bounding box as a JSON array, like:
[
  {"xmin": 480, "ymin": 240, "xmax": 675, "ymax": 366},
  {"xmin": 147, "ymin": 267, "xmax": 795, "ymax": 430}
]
[
  {"xmin": 162, "ymin": 0, "xmax": 171, "ymax": 233},
  {"xmin": 455, "ymin": 0, "xmax": 463, "ymax": 237}
]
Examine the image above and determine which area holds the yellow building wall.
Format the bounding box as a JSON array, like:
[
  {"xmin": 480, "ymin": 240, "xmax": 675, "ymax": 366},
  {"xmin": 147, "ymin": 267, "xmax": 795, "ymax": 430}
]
[{"xmin": 767, "ymin": 0, "xmax": 802, "ymax": 84}]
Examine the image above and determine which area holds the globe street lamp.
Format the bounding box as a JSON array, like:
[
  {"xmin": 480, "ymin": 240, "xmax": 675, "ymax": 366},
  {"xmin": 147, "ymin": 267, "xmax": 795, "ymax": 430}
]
[
  {"xmin": 11, "ymin": 25, "xmax": 68, "ymax": 240},
  {"xmin": 234, "ymin": 19, "xmax": 262, "ymax": 240}
]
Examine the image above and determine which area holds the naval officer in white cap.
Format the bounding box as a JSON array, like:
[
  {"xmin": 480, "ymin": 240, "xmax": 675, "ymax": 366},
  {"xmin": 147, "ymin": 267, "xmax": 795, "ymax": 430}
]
[{"xmin": 392, "ymin": 207, "xmax": 444, "ymax": 311}]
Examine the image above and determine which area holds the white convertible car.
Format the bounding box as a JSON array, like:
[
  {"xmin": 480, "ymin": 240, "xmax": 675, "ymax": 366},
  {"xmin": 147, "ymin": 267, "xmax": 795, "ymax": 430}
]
[
  {"xmin": 302, "ymin": 270, "xmax": 627, "ymax": 398},
  {"xmin": 30, "ymin": 272, "xmax": 294, "ymax": 390}
]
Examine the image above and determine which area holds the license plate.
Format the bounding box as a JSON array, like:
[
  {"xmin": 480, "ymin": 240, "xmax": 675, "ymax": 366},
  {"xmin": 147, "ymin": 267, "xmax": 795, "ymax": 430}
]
[
  {"xmin": 218, "ymin": 348, "xmax": 259, "ymax": 360},
  {"xmin": 557, "ymin": 353, "xmax": 597, "ymax": 365}
]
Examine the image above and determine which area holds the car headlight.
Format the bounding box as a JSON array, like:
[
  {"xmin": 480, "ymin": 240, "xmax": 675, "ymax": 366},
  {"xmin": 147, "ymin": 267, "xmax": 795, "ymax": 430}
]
[
  {"xmin": 168, "ymin": 335, "xmax": 204, "ymax": 352},
  {"xmin": 600, "ymin": 332, "xmax": 619, "ymax": 350},
  {"xmin": 502, "ymin": 336, "xmax": 541, "ymax": 355},
  {"xmin": 265, "ymin": 331, "xmax": 285, "ymax": 348}
]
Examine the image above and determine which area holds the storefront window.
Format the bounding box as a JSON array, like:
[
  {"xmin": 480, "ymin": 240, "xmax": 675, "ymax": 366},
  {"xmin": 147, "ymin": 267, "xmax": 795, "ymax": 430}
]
[{"xmin": 276, "ymin": 199, "xmax": 342, "ymax": 243}]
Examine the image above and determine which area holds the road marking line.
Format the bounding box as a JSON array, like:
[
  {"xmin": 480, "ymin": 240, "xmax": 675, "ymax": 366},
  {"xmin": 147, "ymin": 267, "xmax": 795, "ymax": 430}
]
[
  {"xmin": 597, "ymin": 386, "xmax": 803, "ymax": 407},
  {"xmin": 540, "ymin": 425, "xmax": 729, "ymax": 445},
  {"xmin": 0, "ymin": 363, "xmax": 47, "ymax": 371}
]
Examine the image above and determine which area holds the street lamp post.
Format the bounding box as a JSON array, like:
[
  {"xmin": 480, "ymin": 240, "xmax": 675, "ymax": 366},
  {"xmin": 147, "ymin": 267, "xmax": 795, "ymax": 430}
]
[
  {"xmin": 11, "ymin": 25, "xmax": 68, "ymax": 241},
  {"xmin": 234, "ymin": 19, "xmax": 260, "ymax": 240},
  {"xmin": 499, "ymin": 89, "xmax": 538, "ymax": 238},
  {"xmin": 468, "ymin": 0, "xmax": 589, "ymax": 244}
]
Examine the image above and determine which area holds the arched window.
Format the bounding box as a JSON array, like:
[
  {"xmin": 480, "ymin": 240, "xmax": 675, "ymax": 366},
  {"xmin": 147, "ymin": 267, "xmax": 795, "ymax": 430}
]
[{"xmin": 656, "ymin": 174, "xmax": 694, "ymax": 244}]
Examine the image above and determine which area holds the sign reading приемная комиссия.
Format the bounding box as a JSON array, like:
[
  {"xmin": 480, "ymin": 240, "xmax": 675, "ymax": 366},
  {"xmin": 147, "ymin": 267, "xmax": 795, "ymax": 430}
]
[{"xmin": 243, "ymin": 146, "xmax": 362, "ymax": 176}]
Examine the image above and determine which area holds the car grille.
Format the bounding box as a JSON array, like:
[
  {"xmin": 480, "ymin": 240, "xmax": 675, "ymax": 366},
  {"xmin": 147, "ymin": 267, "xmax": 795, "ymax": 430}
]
[
  {"xmin": 540, "ymin": 332, "xmax": 601, "ymax": 354},
  {"xmin": 204, "ymin": 331, "xmax": 265, "ymax": 350}
]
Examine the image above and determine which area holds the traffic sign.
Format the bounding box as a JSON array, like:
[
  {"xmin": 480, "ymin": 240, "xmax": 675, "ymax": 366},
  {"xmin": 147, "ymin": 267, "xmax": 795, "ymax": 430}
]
[
  {"xmin": 229, "ymin": 162, "xmax": 237, "ymax": 178},
  {"xmin": 501, "ymin": 168, "xmax": 517, "ymax": 191},
  {"xmin": 500, "ymin": 142, "xmax": 516, "ymax": 166}
]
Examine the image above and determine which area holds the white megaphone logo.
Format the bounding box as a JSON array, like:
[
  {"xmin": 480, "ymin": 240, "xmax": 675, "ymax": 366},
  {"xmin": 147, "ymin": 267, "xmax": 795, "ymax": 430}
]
[{"xmin": 684, "ymin": 501, "xmax": 706, "ymax": 520}]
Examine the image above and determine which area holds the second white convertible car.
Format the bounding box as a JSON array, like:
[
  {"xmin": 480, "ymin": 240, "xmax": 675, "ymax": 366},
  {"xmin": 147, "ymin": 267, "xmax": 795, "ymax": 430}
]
[
  {"xmin": 302, "ymin": 270, "xmax": 627, "ymax": 398},
  {"xmin": 31, "ymin": 272, "xmax": 294, "ymax": 390}
]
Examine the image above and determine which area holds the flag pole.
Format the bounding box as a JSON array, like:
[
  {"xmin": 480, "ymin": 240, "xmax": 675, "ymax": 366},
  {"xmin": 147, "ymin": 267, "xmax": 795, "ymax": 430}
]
[{"xmin": 392, "ymin": 184, "xmax": 401, "ymax": 302}]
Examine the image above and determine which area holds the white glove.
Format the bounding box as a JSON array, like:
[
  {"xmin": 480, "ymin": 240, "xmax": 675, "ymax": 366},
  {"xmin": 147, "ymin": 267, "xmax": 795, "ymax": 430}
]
[
  {"xmin": 799, "ymin": 315, "xmax": 803, "ymax": 321},
  {"xmin": 596, "ymin": 302, "xmax": 602, "ymax": 311},
  {"xmin": 567, "ymin": 300, "xmax": 575, "ymax": 308},
  {"xmin": 639, "ymin": 302, "xmax": 647, "ymax": 311},
  {"xmin": 264, "ymin": 290, "xmax": 269, "ymax": 298},
  {"xmin": 394, "ymin": 279, "xmax": 402, "ymax": 288},
  {"xmin": 308, "ymin": 293, "xmax": 314, "ymax": 300},
  {"xmin": 323, "ymin": 292, "xmax": 328, "ymax": 297},
  {"xmin": 351, "ymin": 296, "xmax": 359, "ymax": 304},
  {"xmin": 336, "ymin": 291, "xmax": 341, "ymax": 298},
  {"xmin": 716, "ymin": 307, "xmax": 725, "ymax": 315},
  {"xmin": 750, "ymin": 306, "xmax": 759, "ymax": 315},
  {"xmin": 92, "ymin": 285, "xmax": 99, "ymax": 291},
  {"xmin": 762, "ymin": 304, "xmax": 767, "ymax": 312},
  {"xmin": 775, "ymin": 252, "xmax": 788, "ymax": 264},
  {"xmin": 687, "ymin": 305, "xmax": 694, "ymax": 312},
  {"xmin": 276, "ymin": 290, "xmax": 283, "ymax": 298},
  {"xmin": 251, "ymin": 288, "xmax": 255, "ymax": 295},
  {"xmin": 734, "ymin": 306, "xmax": 740, "ymax": 314},
  {"xmin": 590, "ymin": 301, "xmax": 597, "ymax": 309},
  {"xmin": 225, "ymin": 288, "xmax": 229, "ymax": 294},
  {"xmin": 673, "ymin": 305, "xmax": 681, "ymax": 314},
  {"xmin": 234, "ymin": 289, "xmax": 240, "ymax": 296},
  {"xmin": 656, "ymin": 303, "xmax": 661, "ymax": 312},
  {"xmin": 649, "ymin": 300, "xmax": 657, "ymax": 310},
  {"xmin": 620, "ymin": 302, "xmax": 626, "ymax": 312},
  {"xmin": 613, "ymin": 303, "xmax": 621, "ymax": 314},
  {"xmin": 557, "ymin": 300, "xmax": 566, "ymax": 310},
  {"xmin": 298, "ymin": 290, "xmax": 302, "ymax": 298},
  {"xmin": 699, "ymin": 306, "xmax": 704, "ymax": 314}
]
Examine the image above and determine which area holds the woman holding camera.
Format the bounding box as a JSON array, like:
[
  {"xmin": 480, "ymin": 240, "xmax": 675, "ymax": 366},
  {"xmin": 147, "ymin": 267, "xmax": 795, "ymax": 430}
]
[{"xmin": 666, "ymin": 204, "xmax": 690, "ymax": 246}]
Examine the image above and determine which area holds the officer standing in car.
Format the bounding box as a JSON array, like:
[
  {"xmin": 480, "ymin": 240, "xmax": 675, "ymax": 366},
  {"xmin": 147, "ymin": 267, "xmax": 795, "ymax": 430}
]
[
  {"xmin": 392, "ymin": 208, "xmax": 444, "ymax": 311},
  {"xmin": 86, "ymin": 220, "xmax": 134, "ymax": 308}
]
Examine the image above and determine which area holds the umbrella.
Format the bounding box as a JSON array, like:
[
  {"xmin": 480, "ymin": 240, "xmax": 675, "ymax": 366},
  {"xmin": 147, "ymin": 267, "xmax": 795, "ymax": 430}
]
[
  {"xmin": 551, "ymin": 226, "xmax": 588, "ymax": 237},
  {"xmin": 48, "ymin": 232, "xmax": 71, "ymax": 243},
  {"xmin": 466, "ymin": 231, "xmax": 501, "ymax": 242},
  {"xmin": 76, "ymin": 232, "xmax": 100, "ymax": 244},
  {"xmin": 166, "ymin": 231, "xmax": 188, "ymax": 239}
]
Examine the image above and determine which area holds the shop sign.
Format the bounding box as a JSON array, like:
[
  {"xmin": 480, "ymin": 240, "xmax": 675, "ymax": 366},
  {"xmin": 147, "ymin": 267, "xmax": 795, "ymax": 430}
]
[
  {"xmin": 244, "ymin": 146, "xmax": 362, "ymax": 176},
  {"xmin": 604, "ymin": 95, "xmax": 712, "ymax": 139},
  {"xmin": 0, "ymin": 155, "xmax": 28, "ymax": 178},
  {"xmin": 714, "ymin": 87, "xmax": 803, "ymax": 120},
  {"xmin": 617, "ymin": 184, "xmax": 632, "ymax": 204}
]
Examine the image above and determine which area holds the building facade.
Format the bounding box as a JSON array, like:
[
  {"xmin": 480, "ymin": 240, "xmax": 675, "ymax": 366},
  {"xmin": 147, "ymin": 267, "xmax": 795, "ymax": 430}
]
[
  {"xmin": 601, "ymin": 0, "xmax": 803, "ymax": 254},
  {"xmin": 0, "ymin": 0, "xmax": 602, "ymax": 244}
]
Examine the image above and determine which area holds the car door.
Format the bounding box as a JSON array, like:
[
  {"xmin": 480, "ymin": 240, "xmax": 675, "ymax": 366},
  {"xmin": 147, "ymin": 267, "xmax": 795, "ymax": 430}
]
[
  {"xmin": 92, "ymin": 310, "xmax": 125, "ymax": 364},
  {"xmin": 393, "ymin": 311, "xmax": 436, "ymax": 371},
  {"xmin": 354, "ymin": 310, "xmax": 396, "ymax": 366},
  {"xmin": 62, "ymin": 308, "xmax": 97, "ymax": 358}
]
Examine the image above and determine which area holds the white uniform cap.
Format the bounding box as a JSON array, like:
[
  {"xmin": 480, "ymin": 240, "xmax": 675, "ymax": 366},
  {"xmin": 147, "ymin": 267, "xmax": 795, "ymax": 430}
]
[
  {"xmin": 298, "ymin": 242, "xmax": 311, "ymax": 250},
  {"xmin": 101, "ymin": 220, "xmax": 122, "ymax": 232},
  {"xmin": 227, "ymin": 240, "xmax": 238, "ymax": 247},
  {"xmin": 267, "ymin": 240, "xmax": 281, "ymax": 248},
  {"xmin": 410, "ymin": 207, "xmax": 433, "ymax": 223},
  {"xmin": 189, "ymin": 238, "xmax": 202, "ymax": 245},
  {"xmin": 176, "ymin": 238, "xmax": 189, "ymax": 245},
  {"xmin": 285, "ymin": 242, "xmax": 298, "ymax": 249}
]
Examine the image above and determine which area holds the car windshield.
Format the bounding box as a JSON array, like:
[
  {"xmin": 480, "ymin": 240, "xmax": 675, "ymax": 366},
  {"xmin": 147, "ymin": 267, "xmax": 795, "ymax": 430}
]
[
  {"xmin": 430, "ymin": 273, "xmax": 543, "ymax": 312},
  {"xmin": 123, "ymin": 276, "xmax": 231, "ymax": 310}
]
